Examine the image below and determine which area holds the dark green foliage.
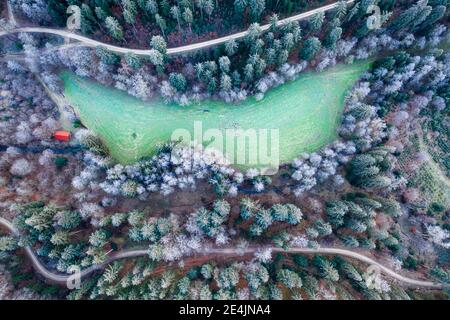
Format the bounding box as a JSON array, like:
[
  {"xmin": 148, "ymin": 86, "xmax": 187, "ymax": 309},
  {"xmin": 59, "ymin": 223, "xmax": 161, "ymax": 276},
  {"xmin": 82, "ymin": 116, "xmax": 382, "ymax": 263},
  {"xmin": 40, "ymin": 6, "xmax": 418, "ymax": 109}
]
[
  {"xmin": 0, "ymin": 236, "xmax": 18, "ymax": 252},
  {"xmin": 336, "ymin": 257, "xmax": 363, "ymax": 283},
  {"xmin": 27, "ymin": 282, "xmax": 60, "ymax": 297},
  {"xmin": 240, "ymin": 198, "xmax": 259, "ymax": 220},
  {"xmin": 47, "ymin": 0, "xmax": 70, "ymax": 26},
  {"xmin": 302, "ymin": 274, "xmax": 319, "ymax": 299},
  {"xmin": 378, "ymin": 198, "xmax": 402, "ymax": 217},
  {"xmin": 11, "ymin": 202, "xmax": 92, "ymax": 272},
  {"xmin": 292, "ymin": 254, "xmax": 309, "ymax": 268},
  {"xmin": 273, "ymin": 231, "xmax": 291, "ymax": 250},
  {"xmin": 339, "ymin": 233, "xmax": 360, "ymax": 247},
  {"xmin": 430, "ymin": 266, "xmax": 450, "ymax": 283},
  {"xmin": 383, "ymin": 236, "xmax": 400, "ymax": 251},
  {"xmin": 373, "ymin": 56, "xmax": 395, "ymax": 71},
  {"xmin": 429, "ymin": 202, "xmax": 446, "ymax": 215},
  {"xmin": 169, "ymin": 73, "xmax": 187, "ymax": 92},
  {"xmin": 393, "ymin": 51, "xmax": 410, "ymax": 68},
  {"xmin": 277, "ymin": 268, "xmax": 302, "ymax": 289},
  {"xmin": 403, "ymin": 256, "xmax": 418, "ymax": 270},
  {"xmin": 379, "ymin": 0, "xmax": 396, "ymax": 11},
  {"xmin": 324, "ymin": 26, "xmax": 342, "ymax": 49},
  {"xmin": 388, "ymin": 2, "xmax": 423, "ymax": 32},
  {"xmin": 124, "ymin": 53, "xmax": 143, "ymax": 69},
  {"xmin": 325, "ymin": 192, "xmax": 403, "ymax": 250},
  {"xmin": 416, "ymin": 5, "xmax": 447, "ymax": 32},
  {"xmin": 186, "ymin": 266, "xmax": 200, "ymax": 280},
  {"xmin": 325, "ymin": 199, "xmax": 350, "ymax": 227},
  {"xmin": 313, "ymin": 255, "xmax": 339, "ymax": 282},
  {"xmin": 300, "ymin": 37, "xmax": 321, "ymax": 61},
  {"xmin": 346, "ymin": 147, "xmax": 395, "ymax": 190},
  {"xmin": 81, "ymin": 4, "xmax": 97, "ymax": 35},
  {"xmin": 95, "ymin": 47, "xmax": 121, "ymax": 65},
  {"xmin": 57, "ymin": 211, "xmax": 82, "ymax": 230},
  {"xmin": 54, "ymin": 157, "xmax": 68, "ymax": 169},
  {"xmin": 244, "ymin": 200, "xmax": 303, "ymax": 236}
]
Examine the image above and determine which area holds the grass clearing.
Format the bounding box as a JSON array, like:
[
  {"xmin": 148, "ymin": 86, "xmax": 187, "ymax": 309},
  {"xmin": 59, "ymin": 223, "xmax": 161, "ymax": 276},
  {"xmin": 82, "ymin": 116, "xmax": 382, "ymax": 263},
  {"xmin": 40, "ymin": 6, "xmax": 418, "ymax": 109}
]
[{"xmin": 62, "ymin": 61, "xmax": 370, "ymax": 167}]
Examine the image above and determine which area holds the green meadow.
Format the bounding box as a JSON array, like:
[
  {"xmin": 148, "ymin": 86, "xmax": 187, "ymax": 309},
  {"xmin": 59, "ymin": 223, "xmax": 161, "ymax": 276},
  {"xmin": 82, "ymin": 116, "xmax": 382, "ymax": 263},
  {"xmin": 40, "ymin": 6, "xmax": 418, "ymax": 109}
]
[{"xmin": 62, "ymin": 61, "xmax": 370, "ymax": 167}]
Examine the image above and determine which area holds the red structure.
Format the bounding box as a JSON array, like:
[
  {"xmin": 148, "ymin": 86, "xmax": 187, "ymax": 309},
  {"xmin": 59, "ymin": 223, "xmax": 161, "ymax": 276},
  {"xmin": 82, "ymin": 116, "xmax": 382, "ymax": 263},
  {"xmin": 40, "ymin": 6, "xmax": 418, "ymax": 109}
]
[{"xmin": 54, "ymin": 130, "xmax": 71, "ymax": 142}]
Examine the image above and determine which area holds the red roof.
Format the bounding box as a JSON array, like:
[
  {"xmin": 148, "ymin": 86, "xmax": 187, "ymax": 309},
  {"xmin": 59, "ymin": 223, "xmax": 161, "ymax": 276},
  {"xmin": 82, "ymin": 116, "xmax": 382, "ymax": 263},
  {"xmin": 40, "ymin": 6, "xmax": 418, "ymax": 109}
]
[{"xmin": 54, "ymin": 131, "xmax": 70, "ymax": 142}]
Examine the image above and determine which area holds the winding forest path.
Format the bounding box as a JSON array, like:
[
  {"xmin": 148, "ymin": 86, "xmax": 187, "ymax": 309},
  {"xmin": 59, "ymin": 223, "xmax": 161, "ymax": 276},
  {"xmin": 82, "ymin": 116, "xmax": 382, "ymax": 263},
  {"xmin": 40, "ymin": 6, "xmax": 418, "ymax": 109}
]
[
  {"xmin": 6, "ymin": 0, "xmax": 16, "ymax": 26},
  {"xmin": 1, "ymin": 1, "xmax": 354, "ymax": 56},
  {"xmin": 0, "ymin": 217, "xmax": 446, "ymax": 289},
  {"xmin": 0, "ymin": 0, "xmax": 447, "ymax": 293}
]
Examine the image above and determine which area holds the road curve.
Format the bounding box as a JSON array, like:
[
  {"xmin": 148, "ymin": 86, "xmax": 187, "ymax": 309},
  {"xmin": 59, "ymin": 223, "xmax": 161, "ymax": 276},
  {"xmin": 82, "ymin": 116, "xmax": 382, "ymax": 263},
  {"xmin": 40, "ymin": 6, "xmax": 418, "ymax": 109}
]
[
  {"xmin": 0, "ymin": 1, "xmax": 354, "ymax": 56},
  {"xmin": 0, "ymin": 217, "xmax": 446, "ymax": 289},
  {"xmin": 206, "ymin": 248, "xmax": 447, "ymax": 289}
]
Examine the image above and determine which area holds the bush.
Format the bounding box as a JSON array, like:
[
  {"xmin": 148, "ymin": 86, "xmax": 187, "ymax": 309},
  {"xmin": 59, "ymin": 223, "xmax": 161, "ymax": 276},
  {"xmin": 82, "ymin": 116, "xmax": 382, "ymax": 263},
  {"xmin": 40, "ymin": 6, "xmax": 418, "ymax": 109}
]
[
  {"xmin": 54, "ymin": 157, "xmax": 68, "ymax": 169},
  {"xmin": 403, "ymin": 256, "xmax": 418, "ymax": 270}
]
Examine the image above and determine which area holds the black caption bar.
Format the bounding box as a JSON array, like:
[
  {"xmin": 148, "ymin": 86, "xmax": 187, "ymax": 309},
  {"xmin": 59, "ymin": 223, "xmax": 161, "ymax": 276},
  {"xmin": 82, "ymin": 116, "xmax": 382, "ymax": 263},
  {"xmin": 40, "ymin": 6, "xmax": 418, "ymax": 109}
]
[{"xmin": 1, "ymin": 300, "xmax": 448, "ymax": 319}]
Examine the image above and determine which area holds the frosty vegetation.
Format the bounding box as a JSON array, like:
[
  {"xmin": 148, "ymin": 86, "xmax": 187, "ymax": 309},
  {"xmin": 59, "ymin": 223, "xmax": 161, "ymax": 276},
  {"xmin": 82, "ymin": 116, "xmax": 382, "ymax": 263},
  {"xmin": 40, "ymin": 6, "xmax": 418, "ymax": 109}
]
[{"xmin": 2, "ymin": 0, "xmax": 447, "ymax": 201}]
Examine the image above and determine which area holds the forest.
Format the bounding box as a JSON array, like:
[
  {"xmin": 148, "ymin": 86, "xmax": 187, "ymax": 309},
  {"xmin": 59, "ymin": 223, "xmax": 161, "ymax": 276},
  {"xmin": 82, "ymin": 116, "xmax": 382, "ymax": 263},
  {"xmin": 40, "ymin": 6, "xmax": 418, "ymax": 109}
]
[{"xmin": 0, "ymin": 0, "xmax": 448, "ymax": 300}]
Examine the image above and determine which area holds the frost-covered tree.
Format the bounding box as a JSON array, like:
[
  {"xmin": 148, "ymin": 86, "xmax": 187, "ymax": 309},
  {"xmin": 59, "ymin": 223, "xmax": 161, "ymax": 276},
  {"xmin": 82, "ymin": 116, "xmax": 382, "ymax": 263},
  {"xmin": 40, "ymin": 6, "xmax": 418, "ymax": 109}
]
[
  {"xmin": 89, "ymin": 229, "xmax": 109, "ymax": 247},
  {"xmin": 277, "ymin": 269, "xmax": 302, "ymax": 289},
  {"xmin": 50, "ymin": 230, "xmax": 70, "ymax": 246},
  {"xmin": 248, "ymin": 0, "xmax": 265, "ymax": 21},
  {"xmin": 225, "ymin": 39, "xmax": 239, "ymax": 56},
  {"xmin": 80, "ymin": 4, "xmax": 96, "ymax": 34},
  {"xmin": 122, "ymin": 0, "xmax": 137, "ymax": 25},
  {"xmin": 0, "ymin": 236, "xmax": 18, "ymax": 253},
  {"xmin": 309, "ymin": 12, "xmax": 325, "ymax": 33},
  {"xmin": 215, "ymin": 266, "xmax": 239, "ymax": 289},
  {"xmin": 57, "ymin": 211, "xmax": 81, "ymax": 230},
  {"xmin": 346, "ymin": 147, "xmax": 395, "ymax": 190},
  {"xmin": 313, "ymin": 256, "xmax": 339, "ymax": 282},
  {"xmin": 169, "ymin": 73, "xmax": 187, "ymax": 92},
  {"xmin": 240, "ymin": 198, "xmax": 259, "ymax": 220},
  {"xmin": 426, "ymin": 225, "xmax": 450, "ymax": 249},
  {"xmin": 170, "ymin": 6, "xmax": 182, "ymax": 31},
  {"xmin": 10, "ymin": 158, "xmax": 32, "ymax": 176},
  {"xmin": 338, "ymin": 259, "xmax": 363, "ymax": 282},
  {"xmin": 150, "ymin": 35, "xmax": 167, "ymax": 54}
]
